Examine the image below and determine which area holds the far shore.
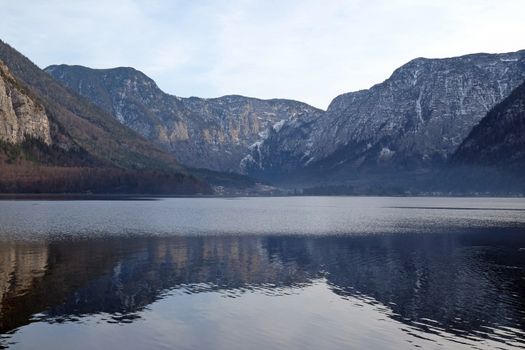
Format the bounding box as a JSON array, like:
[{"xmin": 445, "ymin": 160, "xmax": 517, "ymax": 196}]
[{"xmin": 0, "ymin": 193, "xmax": 524, "ymax": 201}]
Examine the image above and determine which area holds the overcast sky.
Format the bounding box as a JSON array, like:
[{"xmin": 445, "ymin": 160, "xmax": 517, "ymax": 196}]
[{"xmin": 1, "ymin": 0, "xmax": 524, "ymax": 109}]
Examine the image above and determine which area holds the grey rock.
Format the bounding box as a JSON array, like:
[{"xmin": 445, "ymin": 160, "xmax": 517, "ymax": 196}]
[{"xmin": 45, "ymin": 65, "xmax": 321, "ymax": 172}]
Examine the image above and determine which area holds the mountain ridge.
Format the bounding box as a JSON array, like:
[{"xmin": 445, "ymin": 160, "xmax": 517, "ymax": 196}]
[
  {"xmin": 242, "ymin": 49, "xmax": 525, "ymax": 187},
  {"xmin": 33, "ymin": 45, "xmax": 525, "ymax": 194},
  {"xmin": 45, "ymin": 64, "xmax": 322, "ymax": 172}
]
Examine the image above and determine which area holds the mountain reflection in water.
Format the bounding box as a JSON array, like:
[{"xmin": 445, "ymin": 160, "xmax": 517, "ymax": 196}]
[{"xmin": 1, "ymin": 230, "xmax": 524, "ymax": 349}]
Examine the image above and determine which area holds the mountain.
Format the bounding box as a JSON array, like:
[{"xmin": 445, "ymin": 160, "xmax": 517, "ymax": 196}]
[
  {"xmin": 0, "ymin": 39, "xmax": 209, "ymax": 194},
  {"xmin": 45, "ymin": 65, "xmax": 322, "ymax": 172},
  {"xmin": 452, "ymin": 80, "xmax": 525, "ymax": 172},
  {"xmin": 8, "ymin": 38, "xmax": 525, "ymax": 194},
  {"xmin": 242, "ymin": 50, "xmax": 525, "ymax": 186}
]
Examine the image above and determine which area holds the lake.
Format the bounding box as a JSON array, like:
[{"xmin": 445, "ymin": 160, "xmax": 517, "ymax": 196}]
[{"xmin": 0, "ymin": 196, "xmax": 524, "ymax": 349}]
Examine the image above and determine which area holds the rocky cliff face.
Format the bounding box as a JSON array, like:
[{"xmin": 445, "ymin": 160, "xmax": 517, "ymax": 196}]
[
  {"xmin": 453, "ymin": 80, "xmax": 525, "ymax": 171},
  {"xmin": 45, "ymin": 65, "xmax": 321, "ymax": 172},
  {"xmin": 0, "ymin": 61, "xmax": 51, "ymax": 145},
  {"xmin": 242, "ymin": 50, "xmax": 525, "ymax": 182}
]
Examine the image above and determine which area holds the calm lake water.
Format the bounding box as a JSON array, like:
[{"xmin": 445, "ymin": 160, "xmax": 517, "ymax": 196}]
[{"xmin": 0, "ymin": 196, "xmax": 524, "ymax": 349}]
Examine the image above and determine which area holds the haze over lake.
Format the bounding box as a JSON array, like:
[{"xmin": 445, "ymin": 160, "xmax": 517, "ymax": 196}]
[{"xmin": 1, "ymin": 197, "xmax": 524, "ymax": 350}]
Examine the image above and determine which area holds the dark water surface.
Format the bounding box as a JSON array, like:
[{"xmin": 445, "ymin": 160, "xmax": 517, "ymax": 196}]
[{"xmin": 0, "ymin": 197, "xmax": 524, "ymax": 349}]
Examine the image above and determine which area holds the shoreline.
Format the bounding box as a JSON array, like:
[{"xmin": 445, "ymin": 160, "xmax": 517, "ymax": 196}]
[{"xmin": 0, "ymin": 193, "xmax": 523, "ymax": 201}]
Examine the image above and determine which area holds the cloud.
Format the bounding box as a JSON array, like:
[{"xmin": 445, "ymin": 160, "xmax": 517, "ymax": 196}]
[{"xmin": 1, "ymin": 0, "xmax": 524, "ymax": 109}]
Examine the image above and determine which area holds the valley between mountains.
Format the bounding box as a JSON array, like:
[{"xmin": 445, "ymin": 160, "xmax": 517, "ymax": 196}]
[{"xmin": 1, "ymin": 38, "xmax": 524, "ymax": 195}]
